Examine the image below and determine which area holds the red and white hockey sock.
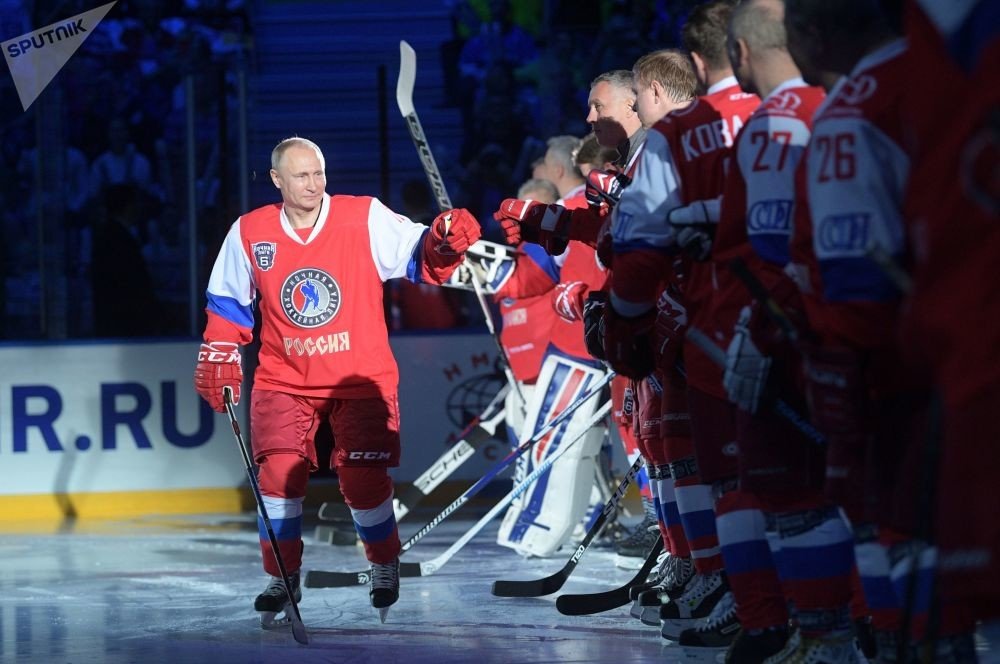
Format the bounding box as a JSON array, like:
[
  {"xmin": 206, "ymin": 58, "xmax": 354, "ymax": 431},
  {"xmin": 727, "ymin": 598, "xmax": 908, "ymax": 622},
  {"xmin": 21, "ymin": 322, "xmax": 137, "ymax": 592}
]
[
  {"xmin": 715, "ymin": 489, "xmax": 788, "ymax": 630},
  {"xmin": 339, "ymin": 466, "xmax": 401, "ymax": 564},
  {"xmin": 650, "ymin": 464, "xmax": 689, "ymax": 557},
  {"xmin": 671, "ymin": 457, "xmax": 723, "ymax": 573},
  {"xmin": 256, "ymin": 453, "xmax": 309, "ymax": 577}
]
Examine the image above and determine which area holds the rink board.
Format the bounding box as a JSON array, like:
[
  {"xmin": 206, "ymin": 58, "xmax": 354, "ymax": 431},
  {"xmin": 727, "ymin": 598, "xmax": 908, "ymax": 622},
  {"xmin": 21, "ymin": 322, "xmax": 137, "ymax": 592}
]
[{"xmin": 0, "ymin": 334, "xmax": 509, "ymax": 520}]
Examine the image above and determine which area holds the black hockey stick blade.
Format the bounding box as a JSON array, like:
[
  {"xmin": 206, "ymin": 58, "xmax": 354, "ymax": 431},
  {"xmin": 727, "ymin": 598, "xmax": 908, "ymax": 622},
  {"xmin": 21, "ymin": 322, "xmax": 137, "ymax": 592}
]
[
  {"xmin": 304, "ymin": 562, "xmax": 423, "ymax": 589},
  {"xmin": 492, "ymin": 457, "xmax": 644, "ymax": 598},
  {"xmin": 555, "ymin": 538, "xmax": 663, "ymax": 616}
]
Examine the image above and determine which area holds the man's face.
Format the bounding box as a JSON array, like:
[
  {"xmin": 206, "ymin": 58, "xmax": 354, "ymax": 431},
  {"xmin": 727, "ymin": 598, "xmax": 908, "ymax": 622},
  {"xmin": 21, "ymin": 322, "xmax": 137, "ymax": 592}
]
[
  {"xmin": 586, "ymin": 81, "xmax": 637, "ymax": 147},
  {"xmin": 271, "ymin": 145, "xmax": 326, "ymax": 213}
]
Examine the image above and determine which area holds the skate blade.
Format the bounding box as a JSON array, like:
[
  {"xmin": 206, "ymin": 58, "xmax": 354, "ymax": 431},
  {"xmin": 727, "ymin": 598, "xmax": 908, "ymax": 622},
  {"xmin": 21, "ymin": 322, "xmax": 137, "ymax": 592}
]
[
  {"xmin": 676, "ymin": 645, "xmax": 727, "ymax": 663},
  {"xmin": 378, "ymin": 606, "xmax": 389, "ymax": 624},
  {"xmin": 661, "ymin": 618, "xmax": 703, "ymax": 641},
  {"xmin": 259, "ymin": 610, "xmax": 292, "ymax": 630}
]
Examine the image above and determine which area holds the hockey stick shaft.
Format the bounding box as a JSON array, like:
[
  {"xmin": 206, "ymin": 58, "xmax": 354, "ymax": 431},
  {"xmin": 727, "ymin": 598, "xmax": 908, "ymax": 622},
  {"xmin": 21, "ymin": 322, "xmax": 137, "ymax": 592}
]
[
  {"xmin": 394, "ymin": 384, "xmax": 508, "ymax": 520},
  {"xmin": 222, "ymin": 387, "xmax": 308, "ymax": 645},
  {"xmin": 418, "ymin": 400, "xmax": 613, "ymax": 576},
  {"xmin": 397, "ymin": 40, "xmax": 526, "ymax": 411},
  {"xmin": 305, "ymin": 372, "xmax": 614, "ymax": 588},
  {"xmin": 491, "ymin": 455, "xmax": 644, "ymax": 597},
  {"xmin": 685, "ymin": 327, "xmax": 825, "ymax": 446}
]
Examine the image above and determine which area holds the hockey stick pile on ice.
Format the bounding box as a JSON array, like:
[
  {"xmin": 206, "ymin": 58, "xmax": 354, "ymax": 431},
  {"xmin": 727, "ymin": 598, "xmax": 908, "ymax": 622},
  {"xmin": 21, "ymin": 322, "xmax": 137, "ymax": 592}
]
[
  {"xmin": 396, "ymin": 39, "xmax": 526, "ymax": 412},
  {"xmin": 305, "ymin": 372, "xmax": 614, "ymax": 588},
  {"xmin": 491, "ymin": 455, "xmax": 645, "ymax": 597},
  {"xmin": 222, "ymin": 387, "xmax": 308, "ymax": 645},
  {"xmin": 410, "ymin": 399, "xmax": 612, "ymax": 578},
  {"xmin": 394, "ymin": 384, "xmax": 508, "ymax": 520}
]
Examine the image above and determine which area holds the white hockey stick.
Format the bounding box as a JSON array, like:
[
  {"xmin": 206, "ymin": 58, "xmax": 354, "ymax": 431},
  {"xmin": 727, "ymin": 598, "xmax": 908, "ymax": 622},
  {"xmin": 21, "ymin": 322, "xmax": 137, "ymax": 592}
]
[{"xmin": 397, "ymin": 40, "xmax": 526, "ymax": 412}]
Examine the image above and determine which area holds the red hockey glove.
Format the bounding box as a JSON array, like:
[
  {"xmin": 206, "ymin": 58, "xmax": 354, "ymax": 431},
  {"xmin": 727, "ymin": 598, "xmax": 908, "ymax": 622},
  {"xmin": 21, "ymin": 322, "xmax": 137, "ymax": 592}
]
[
  {"xmin": 583, "ymin": 291, "xmax": 608, "ymax": 361},
  {"xmin": 585, "ymin": 169, "xmax": 631, "ymax": 208},
  {"xmin": 803, "ymin": 344, "xmax": 869, "ymax": 519},
  {"xmin": 654, "ymin": 287, "xmax": 687, "ymax": 373},
  {"xmin": 552, "ymin": 280, "xmax": 587, "ymax": 322},
  {"xmin": 493, "ymin": 198, "xmax": 570, "ymax": 254},
  {"xmin": 422, "ymin": 208, "xmax": 482, "ymax": 284},
  {"xmin": 194, "ymin": 342, "xmax": 242, "ymax": 413},
  {"xmin": 603, "ymin": 302, "xmax": 655, "ymax": 379}
]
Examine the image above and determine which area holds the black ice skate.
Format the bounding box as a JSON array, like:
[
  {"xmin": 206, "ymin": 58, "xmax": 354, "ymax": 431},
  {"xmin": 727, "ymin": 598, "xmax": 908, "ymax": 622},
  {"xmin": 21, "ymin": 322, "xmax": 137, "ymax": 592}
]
[
  {"xmin": 254, "ymin": 572, "xmax": 301, "ymax": 629},
  {"xmin": 369, "ymin": 559, "xmax": 400, "ymax": 623}
]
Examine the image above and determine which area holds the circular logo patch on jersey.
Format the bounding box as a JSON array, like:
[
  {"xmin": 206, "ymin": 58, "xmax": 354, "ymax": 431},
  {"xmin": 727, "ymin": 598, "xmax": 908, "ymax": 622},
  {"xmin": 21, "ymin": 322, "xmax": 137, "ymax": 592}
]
[{"xmin": 280, "ymin": 268, "xmax": 342, "ymax": 328}]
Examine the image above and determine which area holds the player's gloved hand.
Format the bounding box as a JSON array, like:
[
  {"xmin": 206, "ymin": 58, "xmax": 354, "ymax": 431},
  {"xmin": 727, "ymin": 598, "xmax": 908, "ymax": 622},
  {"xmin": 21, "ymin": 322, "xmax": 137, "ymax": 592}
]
[
  {"xmin": 654, "ymin": 288, "xmax": 687, "ymax": 372},
  {"xmin": 723, "ymin": 306, "xmax": 772, "ymax": 413},
  {"xmin": 430, "ymin": 208, "xmax": 481, "ymax": 255},
  {"xmin": 668, "ymin": 199, "xmax": 720, "ymax": 261},
  {"xmin": 194, "ymin": 341, "xmax": 242, "ymax": 413},
  {"xmin": 803, "ymin": 344, "xmax": 869, "ymax": 519},
  {"xmin": 585, "ymin": 169, "xmax": 631, "ymax": 208},
  {"xmin": 493, "ymin": 199, "xmax": 570, "ymax": 254},
  {"xmin": 552, "ymin": 280, "xmax": 587, "ymax": 322},
  {"xmin": 603, "ymin": 302, "xmax": 655, "ymax": 379},
  {"xmin": 583, "ymin": 291, "xmax": 608, "ymax": 361}
]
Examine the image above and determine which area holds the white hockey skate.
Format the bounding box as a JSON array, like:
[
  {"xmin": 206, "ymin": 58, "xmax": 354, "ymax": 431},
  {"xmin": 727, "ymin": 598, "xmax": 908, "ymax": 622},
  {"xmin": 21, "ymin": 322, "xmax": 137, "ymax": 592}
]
[
  {"xmin": 370, "ymin": 559, "xmax": 400, "ymax": 623},
  {"xmin": 254, "ymin": 573, "xmax": 301, "ymax": 630}
]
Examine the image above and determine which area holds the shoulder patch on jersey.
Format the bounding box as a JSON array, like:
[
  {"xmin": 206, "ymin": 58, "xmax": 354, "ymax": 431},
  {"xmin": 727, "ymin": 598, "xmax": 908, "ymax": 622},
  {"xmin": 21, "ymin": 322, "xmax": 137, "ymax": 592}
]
[
  {"xmin": 764, "ymin": 90, "xmax": 803, "ymax": 114},
  {"xmin": 251, "ymin": 241, "xmax": 277, "ymax": 271},
  {"xmin": 838, "ymin": 75, "xmax": 878, "ymax": 105},
  {"xmin": 280, "ymin": 268, "xmax": 342, "ymax": 328}
]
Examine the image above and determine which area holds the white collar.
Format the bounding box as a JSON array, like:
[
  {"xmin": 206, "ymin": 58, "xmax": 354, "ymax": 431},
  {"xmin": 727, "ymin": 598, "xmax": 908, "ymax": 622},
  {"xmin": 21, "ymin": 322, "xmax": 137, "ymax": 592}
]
[
  {"xmin": 279, "ymin": 193, "xmax": 329, "ymax": 244},
  {"xmin": 707, "ymin": 75, "xmax": 739, "ymax": 95}
]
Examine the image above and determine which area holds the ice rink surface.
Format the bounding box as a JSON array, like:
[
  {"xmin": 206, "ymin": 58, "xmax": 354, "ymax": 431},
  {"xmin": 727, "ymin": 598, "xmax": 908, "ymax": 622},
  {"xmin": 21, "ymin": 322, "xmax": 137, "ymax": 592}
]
[{"xmin": 2, "ymin": 510, "xmax": 998, "ymax": 664}]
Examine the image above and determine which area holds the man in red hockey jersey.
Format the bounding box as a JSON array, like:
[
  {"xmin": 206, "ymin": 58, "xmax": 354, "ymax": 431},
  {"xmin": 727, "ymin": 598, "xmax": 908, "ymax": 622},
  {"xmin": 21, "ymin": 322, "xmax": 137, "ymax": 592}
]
[{"xmin": 192, "ymin": 137, "xmax": 480, "ymax": 625}]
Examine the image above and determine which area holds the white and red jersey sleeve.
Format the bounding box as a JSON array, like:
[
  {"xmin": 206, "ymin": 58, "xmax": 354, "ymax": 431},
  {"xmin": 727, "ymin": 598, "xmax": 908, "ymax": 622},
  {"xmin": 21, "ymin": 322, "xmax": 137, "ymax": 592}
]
[
  {"xmin": 806, "ymin": 40, "xmax": 910, "ymax": 351},
  {"xmin": 494, "ymin": 242, "xmax": 559, "ymax": 383},
  {"xmin": 203, "ymin": 193, "xmax": 429, "ymax": 399}
]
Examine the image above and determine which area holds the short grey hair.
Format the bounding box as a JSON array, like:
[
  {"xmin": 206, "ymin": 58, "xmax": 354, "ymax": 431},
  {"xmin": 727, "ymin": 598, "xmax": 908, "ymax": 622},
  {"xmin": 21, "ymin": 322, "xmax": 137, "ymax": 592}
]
[
  {"xmin": 271, "ymin": 136, "xmax": 326, "ymax": 171},
  {"xmin": 517, "ymin": 178, "xmax": 560, "ymax": 203},
  {"xmin": 731, "ymin": 0, "xmax": 788, "ymax": 52},
  {"xmin": 546, "ymin": 135, "xmax": 584, "ymax": 179},
  {"xmin": 590, "ymin": 70, "xmax": 637, "ymax": 99}
]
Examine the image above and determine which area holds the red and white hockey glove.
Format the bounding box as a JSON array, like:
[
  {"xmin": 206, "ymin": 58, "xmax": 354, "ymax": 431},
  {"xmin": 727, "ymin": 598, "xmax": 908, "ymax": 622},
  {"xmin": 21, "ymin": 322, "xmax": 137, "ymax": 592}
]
[
  {"xmin": 493, "ymin": 198, "xmax": 570, "ymax": 255},
  {"xmin": 603, "ymin": 303, "xmax": 655, "ymax": 379},
  {"xmin": 193, "ymin": 341, "xmax": 242, "ymax": 413},
  {"xmin": 654, "ymin": 288, "xmax": 687, "ymax": 373},
  {"xmin": 552, "ymin": 280, "xmax": 587, "ymax": 322},
  {"xmin": 422, "ymin": 208, "xmax": 482, "ymax": 283},
  {"xmin": 722, "ymin": 306, "xmax": 772, "ymax": 413},
  {"xmin": 585, "ymin": 169, "xmax": 631, "ymax": 208}
]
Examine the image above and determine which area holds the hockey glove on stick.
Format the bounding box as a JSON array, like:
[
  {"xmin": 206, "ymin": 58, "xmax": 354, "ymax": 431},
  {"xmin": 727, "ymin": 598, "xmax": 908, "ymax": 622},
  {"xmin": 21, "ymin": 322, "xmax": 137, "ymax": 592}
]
[
  {"xmin": 667, "ymin": 198, "xmax": 720, "ymax": 261},
  {"xmin": 194, "ymin": 341, "xmax": 242, "ymax": 413},
  {"xmin": 722, "ymin": 306, "xmax": 771, "ymax": 413},
  {"xmin": 552, "ymin": 280, "xmax": 588, "ymax": 323},
  {"xmin": 653, "ymin": 287, "xmax": 687, "ymax": 374},
  {"xmin": 422, "ymin": 208, "xmax": 482, "ymax": 283}
]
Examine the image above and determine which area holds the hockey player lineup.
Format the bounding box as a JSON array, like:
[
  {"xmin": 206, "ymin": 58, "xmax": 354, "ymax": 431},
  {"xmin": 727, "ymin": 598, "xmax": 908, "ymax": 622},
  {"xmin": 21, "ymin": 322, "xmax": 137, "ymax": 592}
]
[{"xmin": 1, "ymin": 0, "xmax": 997, "ymax": 662}]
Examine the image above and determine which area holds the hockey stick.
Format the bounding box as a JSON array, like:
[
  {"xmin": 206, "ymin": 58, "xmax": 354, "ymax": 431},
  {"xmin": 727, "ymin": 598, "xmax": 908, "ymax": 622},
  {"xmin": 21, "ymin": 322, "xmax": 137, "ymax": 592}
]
[
  {"xmin": 685, "ymin": 327, "xmax": 826, "ymax": 446},
  {"xmin": 397, "ymin": 39, "xmax": 526, "ymax": 413},
  {"xmin": 222, "ymin": 387, "xmax": 308, "ymax": 646},
  {"xmin": 319, "ymin": 384, "xmax": 507, "ymax": 524},
  {"xmin": 555, "ymin": 537, "xmax": 664, "ymax": 616},
  {"xmin": 305, "ymin": 372, "xmax": 614, "ymax": 588},
  {"xmin": 410, "ymin": 400, "xmax": 612, "ymax": 577},
  {"xmin": 727, "ymin": 257, "xmax": 801, "ymax": 344},
  {"xmin": 393, "ymin": 384, "xmax": 508, "ymax": 520},
  {"xmin": 491, "ymin": 455, "xmax": 644, "ymax": 597}
]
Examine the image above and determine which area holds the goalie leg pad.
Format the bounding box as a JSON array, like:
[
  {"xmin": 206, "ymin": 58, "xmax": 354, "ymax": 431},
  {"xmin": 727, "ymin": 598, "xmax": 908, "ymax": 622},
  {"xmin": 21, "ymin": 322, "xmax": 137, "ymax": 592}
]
[{"xmin": 497, "ymin": 352, "xmax": 608, "ymax": 557}]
